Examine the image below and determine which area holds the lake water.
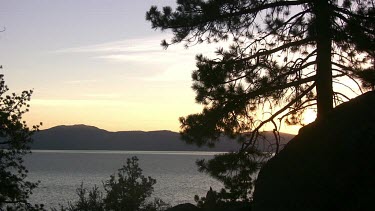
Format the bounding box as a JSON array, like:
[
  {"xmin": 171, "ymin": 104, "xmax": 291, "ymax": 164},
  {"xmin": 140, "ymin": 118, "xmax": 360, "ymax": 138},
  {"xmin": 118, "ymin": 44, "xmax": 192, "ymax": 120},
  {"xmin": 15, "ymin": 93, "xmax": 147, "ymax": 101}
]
[{"xmin": 24, "ymin": 150, "xmax": 224, "ymax": 209}]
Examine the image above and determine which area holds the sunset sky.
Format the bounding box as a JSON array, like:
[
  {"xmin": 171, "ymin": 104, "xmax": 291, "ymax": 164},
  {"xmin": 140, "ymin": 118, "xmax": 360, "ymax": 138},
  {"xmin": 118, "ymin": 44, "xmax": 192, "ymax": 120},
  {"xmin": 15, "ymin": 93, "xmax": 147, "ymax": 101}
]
[{"xmin": 0, "ymin": 0, "xmax": 305, "ymax": 134}]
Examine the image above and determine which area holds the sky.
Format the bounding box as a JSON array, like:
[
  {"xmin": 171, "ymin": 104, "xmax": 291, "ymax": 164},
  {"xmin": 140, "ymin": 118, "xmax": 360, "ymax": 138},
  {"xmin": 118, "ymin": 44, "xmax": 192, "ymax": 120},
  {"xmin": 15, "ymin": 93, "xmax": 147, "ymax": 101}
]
[{"xmin": 0, "ymin": 0, "xmax": 304, "ymax": 134}]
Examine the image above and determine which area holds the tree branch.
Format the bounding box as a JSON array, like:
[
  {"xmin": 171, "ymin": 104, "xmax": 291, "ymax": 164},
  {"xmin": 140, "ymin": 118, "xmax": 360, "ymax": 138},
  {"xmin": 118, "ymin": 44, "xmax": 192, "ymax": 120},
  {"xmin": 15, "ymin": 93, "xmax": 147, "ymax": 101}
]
[
  {"xmin": 240, "ymin": 82, "xmax": 316, "ymax": 152},
  {"xmin": 229, "ymin": 38, "xmax": 314, "ymax": 64}
]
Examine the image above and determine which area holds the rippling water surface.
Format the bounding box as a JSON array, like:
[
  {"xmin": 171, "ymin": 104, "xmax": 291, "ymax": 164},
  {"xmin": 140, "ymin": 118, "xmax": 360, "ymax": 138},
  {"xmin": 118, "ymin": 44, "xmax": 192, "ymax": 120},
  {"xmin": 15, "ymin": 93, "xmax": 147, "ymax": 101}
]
[{"xmin": 24, "ymin": 150, "xmax": 224, "ymax": 209}]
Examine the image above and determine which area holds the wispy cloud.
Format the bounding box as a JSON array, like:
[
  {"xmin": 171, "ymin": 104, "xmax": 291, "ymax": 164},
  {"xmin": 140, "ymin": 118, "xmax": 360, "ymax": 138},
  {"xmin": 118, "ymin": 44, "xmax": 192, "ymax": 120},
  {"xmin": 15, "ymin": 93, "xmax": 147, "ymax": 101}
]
[
  {"xmin": 53, "ymin": 36, "xmax": 225, "ymax": 81},
  {"xmin": 83, "ymin": 93, "xmax": 122, "ymax": 99},
  {"xmin": 30, "ymin": 99, "xmax": 131, "ymax": 107},
  {"xmin": 94, "ymin": 52, "xmax": 174, "ymax": 63},
  {"xmin": 54, "ymin": 38, "xmax": 163, "ymax": 54},
  {"xmin": 64, "ymin": 79, "xmax": 98, "ymax": 84},
  {"xmin": 53, "ymin": 36, "xmax": 222, "ymax": 63}
]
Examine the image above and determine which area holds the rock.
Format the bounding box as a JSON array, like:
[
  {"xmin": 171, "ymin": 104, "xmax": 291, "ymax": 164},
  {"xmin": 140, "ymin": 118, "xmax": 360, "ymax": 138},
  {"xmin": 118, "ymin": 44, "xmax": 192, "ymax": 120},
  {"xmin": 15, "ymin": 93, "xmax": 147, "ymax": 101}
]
[
  {"xmin": 165, "ymin": 203, "xmax": 200, "ymax": 211},
  {"xmin": 215, "ymin": 201, "xmax": 252, "ymax": 211},
  {"xmin": 252, "ymin": 91, "xmax": 375, "ymax": 211}
]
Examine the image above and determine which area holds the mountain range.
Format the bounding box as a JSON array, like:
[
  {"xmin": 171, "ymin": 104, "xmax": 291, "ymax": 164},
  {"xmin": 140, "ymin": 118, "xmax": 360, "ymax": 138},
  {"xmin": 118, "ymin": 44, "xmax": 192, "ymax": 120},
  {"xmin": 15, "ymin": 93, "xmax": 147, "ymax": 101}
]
[{"xmin": 31, "ymin": 124, "xmax": 295, "ymax": 152}]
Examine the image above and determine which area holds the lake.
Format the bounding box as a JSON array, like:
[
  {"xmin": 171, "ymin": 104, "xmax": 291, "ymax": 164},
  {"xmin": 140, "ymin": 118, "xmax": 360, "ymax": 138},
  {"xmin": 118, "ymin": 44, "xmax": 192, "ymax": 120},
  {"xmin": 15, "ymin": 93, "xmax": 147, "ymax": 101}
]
[{"xmin": 24, "ymin": 150, "xmax": 224, "ymax": 209}]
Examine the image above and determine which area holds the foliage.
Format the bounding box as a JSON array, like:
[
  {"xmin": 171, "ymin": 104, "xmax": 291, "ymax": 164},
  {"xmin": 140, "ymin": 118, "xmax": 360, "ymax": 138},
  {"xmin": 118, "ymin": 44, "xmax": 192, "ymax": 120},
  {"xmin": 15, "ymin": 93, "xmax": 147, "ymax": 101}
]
[
  {"xmin": 0, "ymin": 74, "xmax": 43, "ymax": 211},
  {"xmin": 194, "ymin": 187, "xmax": 252, "ymax": 211},
  {"xmin": 196, "ymin": 150, "xmax": 266, "ymax": 202},
  {"xmin": 54, "ymin": 184, "xmax": 105, "ymax": 211},
  {"xmin": 55, "ymin": 156, "xmax": 169, "ymax": 211},
  {"xmin": 147, "ymin": 0, "xmax": 375, "ymax": 201},
  {"xmin": 103, "ymin": 156, "xmax": 157, "ymax": 211}
]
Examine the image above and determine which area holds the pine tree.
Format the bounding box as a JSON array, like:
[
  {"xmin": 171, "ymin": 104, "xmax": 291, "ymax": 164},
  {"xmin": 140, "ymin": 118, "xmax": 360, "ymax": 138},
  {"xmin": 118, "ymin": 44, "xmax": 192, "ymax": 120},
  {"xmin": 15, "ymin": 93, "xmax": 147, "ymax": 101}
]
[
  {"xmin": 0, "ymin": 74, "xmax": 43, "ymax": 210},
  {"xmin": 147, "ymin": 0, "xmax": 374, "ymax": 200}
]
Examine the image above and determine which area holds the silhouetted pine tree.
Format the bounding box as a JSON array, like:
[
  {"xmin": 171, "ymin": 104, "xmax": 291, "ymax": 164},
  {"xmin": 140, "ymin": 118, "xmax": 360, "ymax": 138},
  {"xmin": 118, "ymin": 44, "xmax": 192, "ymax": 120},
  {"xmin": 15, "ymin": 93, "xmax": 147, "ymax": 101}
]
[
  {"xmin": 0, "ymin": 74, "xmax": 43, "ymax": 210},
  {"xmin": 147, "ymin": 0, "xmax": 374, "ymax": 201}
]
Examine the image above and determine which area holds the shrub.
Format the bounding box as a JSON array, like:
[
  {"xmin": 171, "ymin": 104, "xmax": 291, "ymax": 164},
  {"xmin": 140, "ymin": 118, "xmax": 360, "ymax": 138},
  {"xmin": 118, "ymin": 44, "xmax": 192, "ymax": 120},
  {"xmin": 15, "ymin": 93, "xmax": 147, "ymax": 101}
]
[{"xmin": 55, "ymin": 156, "xmax": 169, "ymax": 211}]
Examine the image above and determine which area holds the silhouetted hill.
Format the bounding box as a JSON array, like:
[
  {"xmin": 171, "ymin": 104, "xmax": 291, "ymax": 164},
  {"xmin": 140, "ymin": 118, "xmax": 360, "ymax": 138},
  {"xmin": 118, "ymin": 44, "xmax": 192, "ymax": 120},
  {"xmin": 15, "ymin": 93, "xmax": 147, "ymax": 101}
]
[{"xmin": 31, "ymin": 124, "xmax": 294, "ymax": 152}]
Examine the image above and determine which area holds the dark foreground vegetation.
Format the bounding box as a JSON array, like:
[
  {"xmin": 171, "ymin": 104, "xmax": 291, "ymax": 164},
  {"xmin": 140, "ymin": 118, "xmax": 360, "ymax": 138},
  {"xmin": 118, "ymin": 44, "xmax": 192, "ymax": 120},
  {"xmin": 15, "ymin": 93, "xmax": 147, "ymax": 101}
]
[
  {"xmin": 0, "ymin": 74, "xmax": 43, "ymax": 211},
  {"xmin": 145, "ymin": 0, "xmax": 374, "ymax": 209},
  {"xmin": 2, "ymin": 0, "xmax": 374, "ymax": 210},
  {"xmin": 52, "ymin": 156, "xmax": 252, "ymax": 211},
  {"xmin": 3, "ymin": 68, "xmax": 375, "ymax": 211},
  {"xmin": 53, "ymin": 156, "xmax": 170, "ymax": 211}
]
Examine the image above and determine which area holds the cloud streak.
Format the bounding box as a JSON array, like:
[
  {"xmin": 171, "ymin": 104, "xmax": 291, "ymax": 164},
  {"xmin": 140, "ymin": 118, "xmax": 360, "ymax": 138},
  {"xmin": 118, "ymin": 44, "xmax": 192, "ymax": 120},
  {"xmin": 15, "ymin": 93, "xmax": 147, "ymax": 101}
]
[
  {"xmin": 64, "ymin": 79, "xmax": 98, "ymax": 84},
  {"xmin": 54, "ymin": 35, "xmax": 225, "ymax": 81},
  {"xmin": 83, "ymin": 93, "xmax": 122, "ymax": 99},
  {"xmin": 55, "ymin": 38, "xmax": 163, "ymax": 54},
  {"xmin": 30, "ymin": 99, "xmax": 132, "ymax": 107},
  {"xmin": 54, "ymin": 35, "xmax": 222, "ymax": 63}
]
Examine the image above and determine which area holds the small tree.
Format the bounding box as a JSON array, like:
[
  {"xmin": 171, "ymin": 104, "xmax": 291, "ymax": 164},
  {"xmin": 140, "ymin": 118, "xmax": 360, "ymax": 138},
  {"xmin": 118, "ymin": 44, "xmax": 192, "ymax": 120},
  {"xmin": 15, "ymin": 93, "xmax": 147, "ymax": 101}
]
[
  {"xmin": 0, "ymin": 74, "xmax": 42, "ymax": 210},
  {"xmin": 103, "ymin": 156, "xmax": 156, "ymax": 211},
  {"xmin": 57, "ymin": 156, "xmax": 169, "ymax": 211}
]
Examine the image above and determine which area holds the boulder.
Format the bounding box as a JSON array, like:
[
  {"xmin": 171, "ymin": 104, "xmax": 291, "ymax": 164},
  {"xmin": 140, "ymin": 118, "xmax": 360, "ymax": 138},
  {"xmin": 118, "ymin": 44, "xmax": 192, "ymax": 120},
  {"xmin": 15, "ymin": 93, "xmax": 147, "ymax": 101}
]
[
  {"xmin": 165, "ymin": 203, "xmax": 200, "ymax": 211},
  {"xmin": 252, "ymin": 91, "xmax": 375, "ymax": 210}
]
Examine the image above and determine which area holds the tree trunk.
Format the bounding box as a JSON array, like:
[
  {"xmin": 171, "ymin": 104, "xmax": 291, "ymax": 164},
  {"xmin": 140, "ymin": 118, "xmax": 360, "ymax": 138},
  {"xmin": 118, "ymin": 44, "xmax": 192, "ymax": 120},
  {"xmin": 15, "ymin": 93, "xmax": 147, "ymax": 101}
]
[{"xmin": 315, "ymin": 0, "xmax": 333, "ymax": 120}]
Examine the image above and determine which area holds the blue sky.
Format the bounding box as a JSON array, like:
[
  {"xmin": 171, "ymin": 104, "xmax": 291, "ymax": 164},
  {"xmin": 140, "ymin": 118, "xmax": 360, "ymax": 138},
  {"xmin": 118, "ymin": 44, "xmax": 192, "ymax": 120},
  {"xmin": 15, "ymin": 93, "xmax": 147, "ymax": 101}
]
[{"xmin": 0, "ymin": 0, "xmax": 303, "ymax": 133}]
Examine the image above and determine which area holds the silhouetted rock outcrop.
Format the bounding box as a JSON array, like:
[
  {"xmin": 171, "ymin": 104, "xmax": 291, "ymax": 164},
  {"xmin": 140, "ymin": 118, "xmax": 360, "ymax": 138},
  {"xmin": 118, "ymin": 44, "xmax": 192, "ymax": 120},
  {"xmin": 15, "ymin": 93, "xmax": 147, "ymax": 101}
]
[
  {"xmin": 166, "ymin": 201, "xmax": 251, "ymax": 211},
  {"xmin": 165, "ymin": 203, "xmax": 199, "ymax": 211},
  {"xmin": 252, "ymin": 91, "xmax": 375, "ymax": 210}
]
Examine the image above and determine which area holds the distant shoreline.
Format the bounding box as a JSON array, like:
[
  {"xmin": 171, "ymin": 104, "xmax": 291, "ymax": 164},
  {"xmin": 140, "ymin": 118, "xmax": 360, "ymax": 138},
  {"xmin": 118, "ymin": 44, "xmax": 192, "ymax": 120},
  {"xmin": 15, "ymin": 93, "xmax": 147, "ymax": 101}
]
[
  {"xmin": 30, "ymin": 124, "xmax": 294, "ymax": 152},
  {"xmin": 30, "ymin": 149, "xmax": 227, "ymax": 155}
]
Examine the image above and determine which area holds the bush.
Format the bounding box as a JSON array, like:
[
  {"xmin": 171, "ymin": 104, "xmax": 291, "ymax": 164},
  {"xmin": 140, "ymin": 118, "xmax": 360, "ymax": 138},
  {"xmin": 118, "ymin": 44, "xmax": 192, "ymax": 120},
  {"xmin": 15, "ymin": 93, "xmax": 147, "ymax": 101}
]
[
  {"xmin": 55, "ymin": 156, "xmax": 169, "ymax": 211},
  {"xmin": 103, "ymin": 156, "xmax": 156, "ymax": 210}
]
